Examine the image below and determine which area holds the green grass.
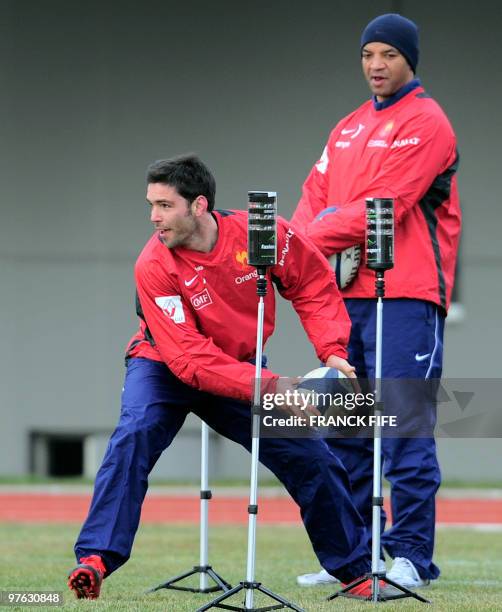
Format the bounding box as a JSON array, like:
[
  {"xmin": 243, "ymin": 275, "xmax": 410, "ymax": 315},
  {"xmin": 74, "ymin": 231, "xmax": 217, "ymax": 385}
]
[
  {"xmin": 1, "ymin": 523, "xmax": 501, "ymax": 611},
  {"xmin": 0, "ymin": 475, "xmax": 282, "ymax": 487},
  {"xmin": 1, "ymin": 475, "xmax": 501, "ymax": 489}
]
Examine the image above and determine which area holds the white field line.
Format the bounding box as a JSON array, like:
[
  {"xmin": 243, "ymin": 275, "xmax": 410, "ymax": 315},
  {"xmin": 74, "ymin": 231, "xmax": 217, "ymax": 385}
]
[{"xmin": 436, "ymin": 523, "xmax": 502, "ymax": 531}]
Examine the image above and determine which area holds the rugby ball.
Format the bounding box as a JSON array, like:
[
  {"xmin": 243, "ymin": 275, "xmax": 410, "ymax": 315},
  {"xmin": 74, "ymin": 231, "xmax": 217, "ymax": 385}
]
[
  {"xmin": 297, "ymin": 366, "xmax": 349, "ymax": 412},
  {"xmin": 314, "ymin": 206, "xmax": 361, "ymax": 289},
  {"xmin": 301, "ymin": 366, "xmax": 346, "ymax": 382},
  {"xmin": 328, "ymin": 246, "xmax": 361, "ymax": 289}
]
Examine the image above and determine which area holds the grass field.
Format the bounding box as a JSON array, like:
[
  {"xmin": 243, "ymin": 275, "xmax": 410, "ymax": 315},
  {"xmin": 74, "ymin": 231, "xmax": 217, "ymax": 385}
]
[
  {"xmin": 1, "ymin": 475, "xmax": 501, "ymax": 489},
  {"xmin": 1, "ymin": 523, "xmax": 501, "ymax": 611}
]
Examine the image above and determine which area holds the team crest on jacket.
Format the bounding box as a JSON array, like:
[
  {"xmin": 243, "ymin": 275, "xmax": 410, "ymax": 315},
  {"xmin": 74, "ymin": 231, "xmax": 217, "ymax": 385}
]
[
  {"xmin": 235, "ymin": 250, "xmax": 251, "ymax": 270},
  {"xmin": 155, "ymin": 295, "xmax": 185, "ymax": 324},
  {"xmin": 379, "ymin": 120, "xmax": 394, "ymax": 137}
]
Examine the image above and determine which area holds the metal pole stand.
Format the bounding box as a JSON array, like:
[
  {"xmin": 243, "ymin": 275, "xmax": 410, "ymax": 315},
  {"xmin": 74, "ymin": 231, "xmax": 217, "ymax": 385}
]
[
  {"xmin": 147, "ymin": 421, "xmax": 232, "ymax": 595},
  {"xmin": 197, "ymin": 270, "xmax": 304, "ymax": 612},
  {"xmin": 328, "ymin": 271, "xmax": 429, "ymax": 604}
]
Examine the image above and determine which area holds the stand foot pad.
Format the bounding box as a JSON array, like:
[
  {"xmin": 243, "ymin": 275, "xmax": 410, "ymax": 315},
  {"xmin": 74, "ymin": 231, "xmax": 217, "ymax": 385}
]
[
  {"xmin": 147, "ymin": 565, "xmax": 232, "ymax": 594},
  {"xmin": 327, "ymin": 573, "xmax": 430, "ymax": 604},
  {"xmin": 196, "ymin": 581, "xmax": 305, "ymax": 611}
]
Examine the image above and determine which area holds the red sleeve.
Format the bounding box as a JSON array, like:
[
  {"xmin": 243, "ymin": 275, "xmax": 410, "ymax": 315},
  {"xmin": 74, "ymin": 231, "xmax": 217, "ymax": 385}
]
[
  {"xmin": 272, "ymin": 218, "xmax": 351, "ymax": 362},
  {"xmin": 290, "ymin": 117, "xmax": 350, "ymax": 229},
  {"xmin": 295, "ymin": 113, "xmax": 457, "ymax": 256},
  {"xmin": 135, "ymin": 259, "xmax": 277, "ymax": 402},
  {"xmin": 290, "ymin": 143, "xmax": 330, "ymax": 228}
]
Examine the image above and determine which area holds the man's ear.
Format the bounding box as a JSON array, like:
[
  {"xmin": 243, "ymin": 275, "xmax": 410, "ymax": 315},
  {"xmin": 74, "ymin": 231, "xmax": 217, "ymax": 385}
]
[{"xmin": 191, "ymin": 195, "xmax": 209, "ymax": 216}]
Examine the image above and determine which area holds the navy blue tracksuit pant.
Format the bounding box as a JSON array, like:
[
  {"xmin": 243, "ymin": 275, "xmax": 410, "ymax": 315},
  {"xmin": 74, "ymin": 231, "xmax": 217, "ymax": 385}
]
[
  {"xmin": 327, "ymin": 299, "xmax": 444, "ymax": 581},
  {"xmin": 75, "ymin": 357, "xmax": 371, "ymax": 583}
]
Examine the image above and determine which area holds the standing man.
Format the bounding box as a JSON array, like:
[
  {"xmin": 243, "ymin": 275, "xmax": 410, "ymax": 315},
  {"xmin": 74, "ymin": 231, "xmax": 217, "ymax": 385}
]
[
  {"xmin": 67, "ymin": 154, "xmax": 396, "ymax": 599},
  {"xmin": 293, "ymin": 14, "xmax": 460, "ymax": 589}
]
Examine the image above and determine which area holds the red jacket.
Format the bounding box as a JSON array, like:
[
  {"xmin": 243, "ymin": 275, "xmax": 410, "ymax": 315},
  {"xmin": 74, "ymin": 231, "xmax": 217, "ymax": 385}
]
[
  {"xmin": 126, "ymin": 211, "xmax": 351, "ymax": 401},
  {"xmin": 291, "ymin": 82, "xmax": 461, "ymax": 311}
]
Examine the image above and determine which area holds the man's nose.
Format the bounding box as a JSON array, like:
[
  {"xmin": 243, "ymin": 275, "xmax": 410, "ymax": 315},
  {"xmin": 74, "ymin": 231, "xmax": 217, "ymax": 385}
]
[
  {"xmin": 150, "ymin": 206, "xmax": 162, "ymax": 223},
  {"xmin": 369, "ymin": 55, "xmax": 385, "ymax": 70}
]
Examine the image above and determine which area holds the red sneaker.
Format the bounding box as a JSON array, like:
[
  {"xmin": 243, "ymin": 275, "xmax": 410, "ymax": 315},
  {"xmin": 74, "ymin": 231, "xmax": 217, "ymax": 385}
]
[
  {"xmin": 342, "ymin": 577, "xmax": 399, "ymax": 599},
  {"xmin": 68, "ymin": 555, "xmax": 106, "ymax": 599}
]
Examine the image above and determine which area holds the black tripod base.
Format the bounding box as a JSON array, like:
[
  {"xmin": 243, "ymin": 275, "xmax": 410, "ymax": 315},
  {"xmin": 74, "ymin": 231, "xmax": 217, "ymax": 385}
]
[
  {"xmin": 327, "ymin": 573, "xmax": 430, "ymax": 603},
  {"xmin": 147, "ymin": 565, "xmax": 232, "ymax": 594},
  {"xmin": 196, "ymin": 581, "xmax": 305, "ymax": 612}
]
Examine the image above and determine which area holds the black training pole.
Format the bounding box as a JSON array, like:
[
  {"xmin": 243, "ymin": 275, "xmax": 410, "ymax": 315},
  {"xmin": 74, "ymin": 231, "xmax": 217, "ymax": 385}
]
[
  {"xmin": 198, "ymin": 192, "xmax": 304, "ymax": 612},
  {"xmin": 329, "ymin": 198, "xmax": 429, "ymax": 604}
]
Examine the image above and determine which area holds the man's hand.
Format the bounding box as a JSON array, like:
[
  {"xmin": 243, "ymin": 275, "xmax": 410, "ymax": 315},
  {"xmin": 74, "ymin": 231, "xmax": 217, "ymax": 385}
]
[
  {"xmin": 325, "ymin": 354, "xmax": 361, "ymax": 394},
  {"xmin": 271, "ymin": 377, "xmax": 321, "ymax": 419},
  {"xmin": 325, "ymin": 354, "xmax": 356, "ymax": 378}
]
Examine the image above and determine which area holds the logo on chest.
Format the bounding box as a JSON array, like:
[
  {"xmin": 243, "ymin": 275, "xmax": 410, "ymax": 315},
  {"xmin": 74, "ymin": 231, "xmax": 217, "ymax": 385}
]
[
  {"xmin": 341, "ymin": 123, "xmax": 365, "ymax": 139},
  {"xmin": 190, "ymin": 288, "xmax": 213, "ymax": 310}
]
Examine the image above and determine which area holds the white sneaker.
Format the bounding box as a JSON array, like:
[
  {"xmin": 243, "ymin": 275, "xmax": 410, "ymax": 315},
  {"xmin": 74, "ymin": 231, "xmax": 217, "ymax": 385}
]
[
  {"xmin": 296, "ymin": 568, "xmax": 339, "ymax": 586},
  {"xmin": 297, "ymin": 560, "xmax": 386, "ymax": 587},
  {"xmin": 387, "ymin": 557, "xmax": 430, "ymax": 588}
]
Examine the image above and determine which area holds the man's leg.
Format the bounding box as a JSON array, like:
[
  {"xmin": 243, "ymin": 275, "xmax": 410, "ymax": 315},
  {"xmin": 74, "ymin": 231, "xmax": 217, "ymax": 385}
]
[
  {"xmin": 72, "ymin": 358, "xmax": 198, "ymax": 588},
  {"xmin": 325, "ymin": 301, "xmax": 378, "ymax": 531},
  {"xmin": 193, "ymin": 397, "xmax": 371, "ymax": 585},
  {"xmin": 342, "ymin": 299, "xmax": 443, "ymax": 583},
  {"xmin": 381, "ymin": 301, "xmax": 444, "ymax": 582},
  {"xmin": 324, "ymin": 438, "xmax": 375, "ymax": 532},
  {"xmin": 297, "ymin": 300, "xmax": 383, "ymax": 585},
  {"xmin": 329, "ymin": 299, "xmax": 442, "ymax": 585},
  {"xmin": 382, "ymin": 437, "xmax": 441, "ymax": 581}
]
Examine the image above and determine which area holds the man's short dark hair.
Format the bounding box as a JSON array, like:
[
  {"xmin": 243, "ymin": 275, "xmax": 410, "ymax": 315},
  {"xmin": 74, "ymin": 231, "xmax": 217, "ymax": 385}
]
[{"xmin": 146, "ymin": 154, "xmax": 216, "ymax": 211}]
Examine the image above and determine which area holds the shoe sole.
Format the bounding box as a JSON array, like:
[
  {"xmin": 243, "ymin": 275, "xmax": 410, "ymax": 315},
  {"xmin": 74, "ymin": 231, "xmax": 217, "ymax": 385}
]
[
  {"xmin": 386, "ymin": 580, "xmax": 430, "ymax": 588},
  {"xmin": 68, "ymin": 564, "xmax": 102, "ymax": 599}
]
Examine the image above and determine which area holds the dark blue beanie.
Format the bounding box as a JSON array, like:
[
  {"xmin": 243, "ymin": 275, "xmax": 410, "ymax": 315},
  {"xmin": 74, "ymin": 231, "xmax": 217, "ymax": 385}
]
[{"xmin": 361, "ymin": 13, "xmax": 419, "ymax": 73}]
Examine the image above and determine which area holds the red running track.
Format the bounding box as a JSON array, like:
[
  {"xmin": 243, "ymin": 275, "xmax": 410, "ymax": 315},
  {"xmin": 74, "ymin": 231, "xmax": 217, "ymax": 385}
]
[{"xmin": 1, "ymin": 493, "xmax": 501, "ymax": 525}]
